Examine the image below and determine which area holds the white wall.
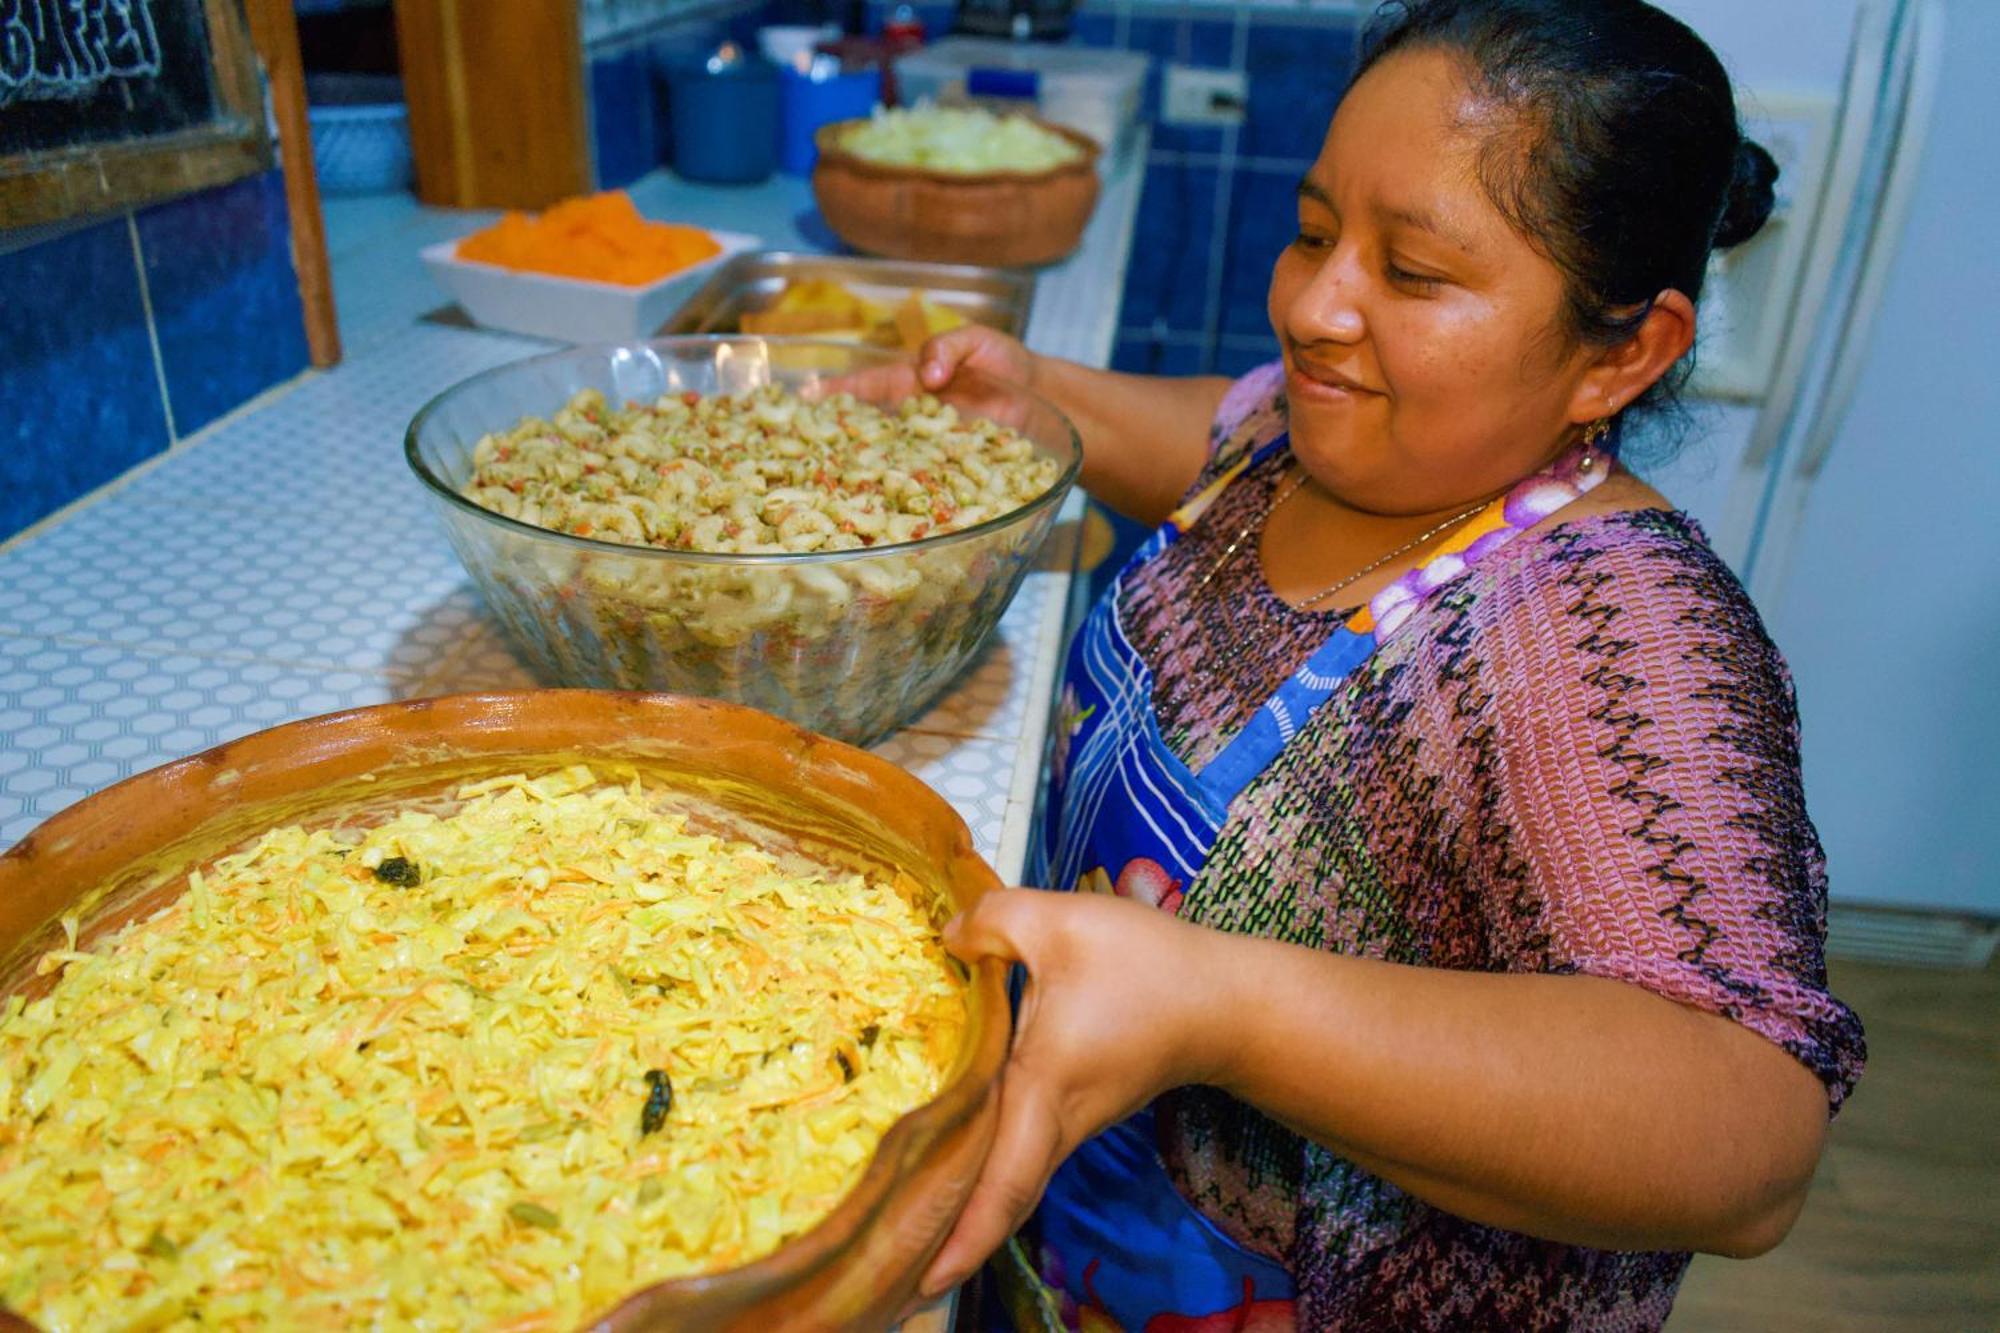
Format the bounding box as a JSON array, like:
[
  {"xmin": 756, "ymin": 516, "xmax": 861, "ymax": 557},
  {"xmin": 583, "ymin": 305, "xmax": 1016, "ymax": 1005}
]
[
  {"xmin": 1639, "ymin": 0, "xmax": 1866, "ymax": 566},
  {"xmin": 1761, "ymin": 0, "xmax": 2000, "ymax": 911},
  {"xmin": 1656, "ymin": 0, "xmax": 1863, "ymax": 93},
  {"xmin": 1635, "ymin": 403, "xmax": 1758, "ymax": 566}
]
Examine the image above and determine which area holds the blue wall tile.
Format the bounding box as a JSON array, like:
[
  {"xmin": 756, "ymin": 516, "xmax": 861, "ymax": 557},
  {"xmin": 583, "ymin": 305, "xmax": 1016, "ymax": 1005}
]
[
  {"xmin": 1127, "ymin": 12, "xmax": 1230, "ymax": 155},
  {"xmin": 1136, "ymin": 12, "xmax": 1237, "ymax": 151},
  {"xmin": 1185, "ymin": 15, "xmax": 1234, "ymax": 70},
  {"xmin": 1220, "ymin": 167, "xmax": 1304, "ymax": 341},
  {"xmin": 1119, "ymin": 160, "xmax": 1219, "ymax": 335},
  {"xmin": 1110, "ymin": 332, "xmax": 1154, "ymax": 376},
  {"xmin": 1121, "ymin": 15, "xmax": 1181, "ymax": 151},
  {"xmin": 1240, "ymin": 17, "xmax": 1354, "ymax": 162},
  {"xmin": 592, "ymin": 50, "xmax": 660, "ymax": 188},
  {"xmin": 1068, "ymin": 10, "xmax": 1117, "ymax": 49},
  {"xmin": 1111, "ymin": 333, "xmax": 1208, "ymax": 377},
  {"xmin": 1215, "ymin": 341, "xmax": 1277, "ymax": 380},
  {"xmin": 135, "ymin": 171, "xmax": 311, "ymax": 439},
  {"xmin": 0, "ymin": 217, "xmax": 172, "ymax": 541},
  {"xmin": 1098, "ymin": 8, "xmax": 1362, "ymax": 374}
]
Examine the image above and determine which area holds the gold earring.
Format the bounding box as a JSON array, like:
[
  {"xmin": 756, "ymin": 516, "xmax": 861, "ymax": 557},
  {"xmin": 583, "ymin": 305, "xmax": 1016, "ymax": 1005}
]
[{"xmin": 1582, "ymin": 417, "xmax": 1611, "ymax": 449}]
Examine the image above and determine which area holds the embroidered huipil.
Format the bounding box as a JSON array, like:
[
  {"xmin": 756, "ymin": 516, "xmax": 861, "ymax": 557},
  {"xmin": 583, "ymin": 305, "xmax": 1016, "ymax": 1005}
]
[{"xmin": 1089, "ymin": 363, "xmax": 1866, "ymax": 1330}]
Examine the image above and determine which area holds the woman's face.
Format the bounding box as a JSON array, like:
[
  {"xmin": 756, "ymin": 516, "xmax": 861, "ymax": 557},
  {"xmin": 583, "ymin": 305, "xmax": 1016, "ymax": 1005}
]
[{"xmin": 1268, "ymin": 48, "xmax": 1605, "ymax": 516}]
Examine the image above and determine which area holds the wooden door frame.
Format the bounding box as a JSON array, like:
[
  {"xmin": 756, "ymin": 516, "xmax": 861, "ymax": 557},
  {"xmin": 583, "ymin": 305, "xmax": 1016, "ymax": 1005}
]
[
  {"xmin": 244, "ymin": 0, "xmax": 342, "ymax": 369},
  {"xmin": 391, "ymin": 0, "xmax": 592, "ymax": 211}
]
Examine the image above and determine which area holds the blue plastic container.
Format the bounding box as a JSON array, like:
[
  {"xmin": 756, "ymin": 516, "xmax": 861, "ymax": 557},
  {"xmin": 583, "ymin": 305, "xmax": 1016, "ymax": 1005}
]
[
  {"xmin": 304, "ymin": 73, "xmax": 413, "ymax": 195},
  {"xmin": 779, "ymin": 63, "xmax": 883, "ymax": 176},
  {"xmin": 667, "ymin": 52, "xmax": 781, "ymax": 184}
]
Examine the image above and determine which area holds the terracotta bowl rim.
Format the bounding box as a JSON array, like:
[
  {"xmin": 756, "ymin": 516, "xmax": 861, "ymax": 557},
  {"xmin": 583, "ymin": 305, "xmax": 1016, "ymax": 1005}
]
[{"xmin": 0, "ymin": 691, "xmax": 1012, "ymax": 1330}]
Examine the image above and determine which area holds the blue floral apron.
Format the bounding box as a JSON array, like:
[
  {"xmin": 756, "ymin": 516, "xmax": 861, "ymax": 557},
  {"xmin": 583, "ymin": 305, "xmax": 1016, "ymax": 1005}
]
[{"xmin": 1009, "ymin": 429, "xmax": 1613, "ymax": 1333}]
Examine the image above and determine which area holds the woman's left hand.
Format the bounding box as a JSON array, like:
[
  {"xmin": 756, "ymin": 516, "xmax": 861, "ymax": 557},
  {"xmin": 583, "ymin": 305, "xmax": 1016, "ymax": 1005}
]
[{"xmin": 918, "ymin": 888, "xmax": 1230, "ymax": 1298}]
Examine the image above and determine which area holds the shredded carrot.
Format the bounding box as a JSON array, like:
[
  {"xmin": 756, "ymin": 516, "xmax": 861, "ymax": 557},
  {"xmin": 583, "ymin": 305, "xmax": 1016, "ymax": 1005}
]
[
  {"xmin": 0, "ymin": 765, "xmax": 964, "ymax": 1330},
  {"xmin": 456, "ymin": 191, "xmax": 720, "ymax": 286},
  {"xmin": 490, "ymin": 1261, "xmax": 543, "ymax": 1295}
]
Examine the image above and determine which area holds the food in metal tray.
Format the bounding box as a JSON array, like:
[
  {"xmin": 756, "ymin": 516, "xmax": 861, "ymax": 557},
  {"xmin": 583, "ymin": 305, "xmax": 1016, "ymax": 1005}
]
[
  {"xmin": 659, "ymin": 253, "xmax": 1036, "ymax": 345},
  {"xmin": 0, "ymin": 765, "xmax": 965, "ymax": 1331},
  {"xmin": 737, "ymin": 277, "xmax": 970, "ymax": 350}
]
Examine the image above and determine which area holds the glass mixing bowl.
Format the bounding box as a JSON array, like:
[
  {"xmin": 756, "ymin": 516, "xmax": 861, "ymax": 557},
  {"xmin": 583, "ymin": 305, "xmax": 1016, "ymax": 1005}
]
[{"xmin": 405, "ymin": 337, "xmax": 1082, "ymax": 746}]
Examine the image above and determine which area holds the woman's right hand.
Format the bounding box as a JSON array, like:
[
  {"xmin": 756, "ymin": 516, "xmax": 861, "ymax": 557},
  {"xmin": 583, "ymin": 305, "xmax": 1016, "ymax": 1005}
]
[
  {"xmin": 812, "ymin": 322, "xmax": 1225, "ymax": 527},
  {"xmin": 916, "ymin": 889, "xmax": 1233, "ymax": 1300},
  {"xmin": 911, "ymin": 324, "xmax": 1039, "ymax": 393},
  {"xmin": 804, "ymin": 325, "xmax": 1040, "ymax": 406}
]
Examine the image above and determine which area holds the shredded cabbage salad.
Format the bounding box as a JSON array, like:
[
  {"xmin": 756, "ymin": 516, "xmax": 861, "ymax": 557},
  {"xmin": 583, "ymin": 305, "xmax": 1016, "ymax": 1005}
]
[
  {"xmin": 838, "ymin": 104, "xmax": 1085, "ymax": 174},
  {"xmin": 0, "ymin": 766, "xmax": 965, "ymax": 1331}
]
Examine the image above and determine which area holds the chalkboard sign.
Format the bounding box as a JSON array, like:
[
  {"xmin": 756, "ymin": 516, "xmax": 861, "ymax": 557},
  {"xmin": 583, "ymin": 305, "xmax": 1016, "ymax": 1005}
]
[{"xmin": 0, "ymin": 0, "xmax": 270, "ymax": 229}]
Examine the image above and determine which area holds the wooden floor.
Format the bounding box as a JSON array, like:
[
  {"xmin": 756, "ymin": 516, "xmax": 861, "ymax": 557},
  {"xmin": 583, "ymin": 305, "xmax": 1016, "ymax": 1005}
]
[{"xmin": 1670, "ymin": 955, "xmax": 2000, "ymax": 1330}]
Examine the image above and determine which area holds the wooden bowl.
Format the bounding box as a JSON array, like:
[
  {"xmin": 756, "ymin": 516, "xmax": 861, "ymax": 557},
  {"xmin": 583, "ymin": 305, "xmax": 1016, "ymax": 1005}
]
[
  {"xmin": 811, "ymin": 117, "xmax": 1101, "ymax": 267},
  {"xmin": 0, "ymin": 692, "xmax": 1009, "ymax": 1333}
]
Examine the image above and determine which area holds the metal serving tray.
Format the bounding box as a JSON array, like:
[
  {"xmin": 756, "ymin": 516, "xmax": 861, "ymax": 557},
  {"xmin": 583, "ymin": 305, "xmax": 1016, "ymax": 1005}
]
[{"xmin": 657, "ymin": 250, "xmax": 1037, "ymax": 341}]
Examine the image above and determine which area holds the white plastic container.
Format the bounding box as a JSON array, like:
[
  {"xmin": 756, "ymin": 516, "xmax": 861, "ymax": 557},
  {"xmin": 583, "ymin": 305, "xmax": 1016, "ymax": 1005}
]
[
  {"xmin": 757, "ymin": 23, "xmax": 842, "ymax": 72},
  {"xmin": 894, "ymin": 39, "xmax": 1149, "ymax": 156},
  {"xmin": 420, "ymin": 230, "xmax": 758, "ymax": 344}
]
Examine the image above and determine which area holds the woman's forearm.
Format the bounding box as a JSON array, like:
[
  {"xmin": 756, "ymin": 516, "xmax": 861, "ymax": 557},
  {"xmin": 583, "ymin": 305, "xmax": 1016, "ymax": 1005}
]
[
  {"xmin": 1028, "ymin": 357, "xmax": 1230, "ymax": 525},
  {"xmin": 1191, "ymin": 934, "xmax": 1829, "ymax": 1257}
]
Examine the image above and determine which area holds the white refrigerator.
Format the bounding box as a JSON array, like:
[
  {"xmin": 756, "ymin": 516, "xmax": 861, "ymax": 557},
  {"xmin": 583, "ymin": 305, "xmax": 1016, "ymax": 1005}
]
[{"xmin": 1646, "ymin": 0, "xmax": 1994, "ymax": 956}]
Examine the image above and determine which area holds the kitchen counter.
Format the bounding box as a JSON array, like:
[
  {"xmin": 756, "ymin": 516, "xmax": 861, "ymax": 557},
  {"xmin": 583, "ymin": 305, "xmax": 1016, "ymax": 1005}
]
[
  {"xmin": 0, "ymin": 144, "xmax": 1142, "ymax": 1330},
  {"xmin": 3, "ymin": 150, "xmax": 1144, "ymax": 1320},
  {"xmin": 0, "ymin": 136, "xmax": 1143, "ymax": 868}
]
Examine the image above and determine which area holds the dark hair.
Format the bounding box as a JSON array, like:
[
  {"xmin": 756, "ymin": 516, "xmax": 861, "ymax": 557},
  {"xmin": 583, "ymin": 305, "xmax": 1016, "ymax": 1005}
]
[{"xmin": 1355, "ymin": 0, "xmax": 1776, "ymax": 431}]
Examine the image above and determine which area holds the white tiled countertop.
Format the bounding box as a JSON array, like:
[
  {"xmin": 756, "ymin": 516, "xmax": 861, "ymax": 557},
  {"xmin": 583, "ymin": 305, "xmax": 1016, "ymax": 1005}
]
[{"xmin": 0, "ymin": 140, "xmax": 1144, "ymax": 894}]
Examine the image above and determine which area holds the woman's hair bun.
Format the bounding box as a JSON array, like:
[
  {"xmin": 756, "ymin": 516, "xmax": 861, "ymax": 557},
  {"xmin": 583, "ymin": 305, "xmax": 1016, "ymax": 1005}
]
[{"xmin": 1713, "ymin": 139, "xmax": 1779, "ymax": 250}]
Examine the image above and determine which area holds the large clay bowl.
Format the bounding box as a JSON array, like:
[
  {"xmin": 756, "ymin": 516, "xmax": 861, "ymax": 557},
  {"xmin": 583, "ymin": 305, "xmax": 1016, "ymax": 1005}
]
[
  {"xmin": 811, "ymin": 117, "xmax": 1101, "ymax": 267},
  {"xmin": 0, "ymin": 692, "xmax": 1009, "ymax": 1332}
]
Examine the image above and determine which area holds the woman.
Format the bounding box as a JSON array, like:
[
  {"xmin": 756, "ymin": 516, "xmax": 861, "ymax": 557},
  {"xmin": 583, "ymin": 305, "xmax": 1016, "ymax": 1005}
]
[{"xmin": 873, "ymin": 1, "xmax": 1865, "ymax": 1327}]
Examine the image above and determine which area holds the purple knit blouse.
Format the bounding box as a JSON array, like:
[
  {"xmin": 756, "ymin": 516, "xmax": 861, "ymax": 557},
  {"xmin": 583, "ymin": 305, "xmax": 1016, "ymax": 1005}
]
[{"xmin": 1111, "ymin": 365, "xmax": 1865, "ymax": 1331}]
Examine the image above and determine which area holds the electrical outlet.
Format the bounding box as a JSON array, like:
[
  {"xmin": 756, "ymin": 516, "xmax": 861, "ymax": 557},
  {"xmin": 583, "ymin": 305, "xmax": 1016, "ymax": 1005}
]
[{"xmin": 1162, "ymin": 65, "xmax": 1247, "ymax": 127}]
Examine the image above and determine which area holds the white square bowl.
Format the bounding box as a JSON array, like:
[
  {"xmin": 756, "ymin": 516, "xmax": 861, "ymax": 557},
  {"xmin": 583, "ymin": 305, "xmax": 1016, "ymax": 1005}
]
[{"xmin": 420, "ymin": 229, "xmax": 759, "ymax": 344}]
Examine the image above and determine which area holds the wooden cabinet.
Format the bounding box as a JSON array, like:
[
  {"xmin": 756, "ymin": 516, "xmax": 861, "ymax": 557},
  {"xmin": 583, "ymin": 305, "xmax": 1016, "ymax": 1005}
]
[{"xmin": 392, "ymin": 0, "xmax": 591, "ymax": 210}]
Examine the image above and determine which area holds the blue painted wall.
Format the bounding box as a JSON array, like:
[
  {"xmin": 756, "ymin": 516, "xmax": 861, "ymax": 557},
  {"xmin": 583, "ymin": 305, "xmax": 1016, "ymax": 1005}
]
[
  {"xmin": 1069, "ymin": 2, "xmax": 1363, "ymax": 586},
  {"xmin": 0, "ymin": 171, "xmax": 310, "ymax": 543},
  {"xmin": 1073, "ymin": 1, "xmax": 1362, "ymax": 381}
]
